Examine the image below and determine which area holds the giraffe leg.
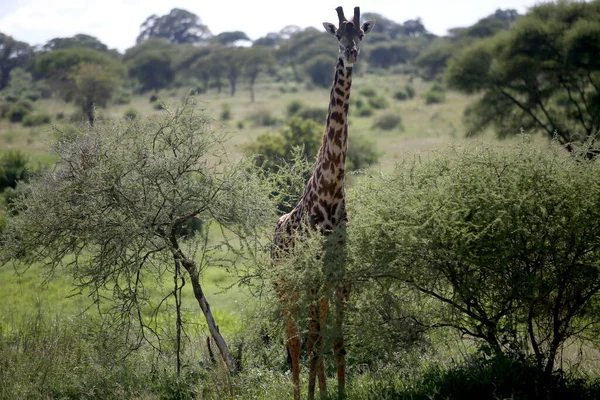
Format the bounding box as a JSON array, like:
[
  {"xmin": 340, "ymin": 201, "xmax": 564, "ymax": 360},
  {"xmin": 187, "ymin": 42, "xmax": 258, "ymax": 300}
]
[
  {"xmin": 333, "ymin": 284, "xmax": 350, "ymax": 399},
  {"xmin": 318, "ymin": 297, "xmax": 329, "ymax": 399},
  {"xmin": 307, "ymin": 297, "xmax": 323, "ymax": 400},
  {"xmin": 286, "ymin": 316, "xmax": 301, "ymax": 400}
]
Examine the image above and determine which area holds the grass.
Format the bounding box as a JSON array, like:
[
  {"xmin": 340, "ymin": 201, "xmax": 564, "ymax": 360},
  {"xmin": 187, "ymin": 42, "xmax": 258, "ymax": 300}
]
[{"xmin": 0, "ymin": 71, "xmax": 563, "ymax": 399}]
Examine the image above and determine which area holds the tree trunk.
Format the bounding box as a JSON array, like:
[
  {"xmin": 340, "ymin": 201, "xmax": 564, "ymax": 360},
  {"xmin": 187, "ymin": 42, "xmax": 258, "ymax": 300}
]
[
  {"xmin": 85, "ymin": 101, "xmax": 94, "ymax": 126},
  {"xmin": 183, "ymin": 258, "xmax": 236, "ymax": 371},
  {"xmin": 249, "ymin": 75, "xmax": 256, "ymax": 103}
]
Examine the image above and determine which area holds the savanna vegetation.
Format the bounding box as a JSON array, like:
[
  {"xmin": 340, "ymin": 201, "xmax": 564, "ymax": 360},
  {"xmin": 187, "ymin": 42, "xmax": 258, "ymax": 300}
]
[{"xmin": 2, "ymin": 1, "xmax": 600, "ymax": 399}]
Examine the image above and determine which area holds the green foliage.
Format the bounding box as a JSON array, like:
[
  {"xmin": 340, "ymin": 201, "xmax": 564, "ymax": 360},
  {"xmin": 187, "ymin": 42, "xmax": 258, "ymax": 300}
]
[
  {"xmin": 393, "ymin": 90, "xmax": 409, "ymax": 101},
  {"xmin": 220, "ymin": 103, "xmax": 231, "ymax": 120},
  {"xmin": 349, "ymin": 139, "xmax": 600, "ymax": 381},
  {"xmin": 446, "ymin": 1, "xmax": 600, "ymax": 153},
  {"xmin": 247, "ymin": 108, "xmax": 279, "ymax": 127},
  {"xmin": 359, "ymin": 87, "xmax": 377, "ymax": 98},
  {"xmin": 356, "ymin": 105, "xmax": 374, "ymax": 117},
  {"xmin": 286, "ymin": 100, "xmax": 304, "ymax": 117},
  {"xmin": 0, "ymin": 68, "xmax": 42, "ymax": 102},
  {"xmin": 123, "ymin": 107, "xmax": 138, "ymax": 119},
  {"xmin": 367, "ymin": 42, "xmax": 417, "ymax": 69},
  {"xmin": 5, "ymin": 100, "xmax": 33, "ymax": 122},
  {"xmin": 113, "ymin": 88, "xmax": 132, "ymax": 104},
  {"xmin": 35, "ymin": 47, "xmax": 118, "ymax": 79},
  {"xmin": 126, "ymin": 44, "xmax": 175, "ymax": 92},
  {"xmin": 294, "ymin": 107, "xmax": 327, "ymax": 125},
  {"xmin": 22, "ymin": 112, "xmax": 51, "ymax": 127},
  {"xmin": 0, "ymin": 33, "xmax": 33, "ymax": 91},
  {"xmin": 367, "ymin": 95, "xmax": 389, "ymax": 110},
  {"xmin": 68, "ymin": 63, "xmax": 123, "ymax": 123},
  {"xmin": 304, "ymin": 54, "xmax": 334, "ymax": 88},
  {"xmin": 425, "ymin": 83, "xmax": 446, "ymax": 104},
  {"xmin": 1, "ymin": 100, "xmax": 272, "ymax": 372},
  {"xmin": 136, "ymin": 8, "xmax": 212, "ymax": 45},
  {"xmin": 372, "ymin": 112, "xmax": 403, "ymax": 131},
  {"xmin": 0, "ymin": 150, "xmax": 29, "ymax": 192}
]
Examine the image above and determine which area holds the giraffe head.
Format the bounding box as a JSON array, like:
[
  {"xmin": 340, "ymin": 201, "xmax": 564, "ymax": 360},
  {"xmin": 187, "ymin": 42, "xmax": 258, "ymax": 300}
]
[{"xmin": 323, "ymin": 6, "xmax": 375, "ymax": 66}]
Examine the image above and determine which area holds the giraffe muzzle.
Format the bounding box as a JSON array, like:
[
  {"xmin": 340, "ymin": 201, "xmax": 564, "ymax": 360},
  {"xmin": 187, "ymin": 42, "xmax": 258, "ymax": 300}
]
[{"xmin": 346, "ymin": 47, "xmax": 358, "ymax": 63}]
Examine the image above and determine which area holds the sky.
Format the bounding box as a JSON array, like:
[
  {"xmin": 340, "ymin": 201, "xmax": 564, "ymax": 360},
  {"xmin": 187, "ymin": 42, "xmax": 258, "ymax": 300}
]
[{"xmin": 0, "ymin": 0, "xmax": 546, "ymax": 52}]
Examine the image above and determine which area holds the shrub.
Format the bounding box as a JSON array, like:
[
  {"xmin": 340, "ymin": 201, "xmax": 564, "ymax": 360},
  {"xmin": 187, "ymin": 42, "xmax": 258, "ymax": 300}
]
[
  {"xmin": 356, "ymin": 105, "xmax": 374, "ymax": 117},
  {"xmin": 347, "ymin": 134, "xmax": 379, "ymax": 170},
  {"xmin": 404, "ymin": 84, "xmax": 416, "ymax": 99},
  {"xmin": 153, "ymin": 100, "xmax": 166, "ymax": 110},
  {"xmin": 349, "ymin": 139, "xmax": 600, "ymax": 388},
  {"xmin": 368, "ymin": 95, "xmax": 389, "ymax": 110},
  {"xmin": 149, "ymin": 93, "xmax": 159, "ymax": 103},
  {"xmin": 295, "ymin": 107, "xmax": 327, "ymax": 124},
  {"xmin": 6, "ymin": 100, "xmax": 33, "ymax": 122},
  {"xmin": 247, "ymin": 108, "xmax": 279, "ymax": 127},
  {"xmin": 425, "ymin": 90, "xmax": 446, "ymax": 104},
  {"xmin": 373, "ymin": 112, "xmax": 403, "ymax": 130},
  {"xmin": 0, "ymin": 150, "xmax": 29, "ymax": 192},
  {"xmin": 114, "ymin": 89, "xmax": 132, "ymax": 105},
  {"xmin": 393, "ymin": 90, "xmax": 409, "ymax": 101},
  {"xmin": 56, "ymin": 112, "xmax": 65, "ymax": 120},
  {"xmin": 286, "ymin": 100, "xmax": 305, "ymax": 117},
  {"xmin": 124, "ymin": 108, "xmax": 138, "ymax": 120},
  {"xmin": 22, "ymin": 112, "xmax": 51, "ymax": 127},
  {"xmin": 220, "ymin": 103, "xmax": 232, "ymax": 121},
  {"xmin": 359, "ymin": 87, "xmax": 377, "ymax": 98}
]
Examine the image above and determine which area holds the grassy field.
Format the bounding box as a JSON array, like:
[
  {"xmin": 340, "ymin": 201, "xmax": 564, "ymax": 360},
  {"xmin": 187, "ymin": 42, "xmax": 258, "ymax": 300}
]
[{"xmin": 1, "ymin": 71, "xmax": 561, "ymax": 399}]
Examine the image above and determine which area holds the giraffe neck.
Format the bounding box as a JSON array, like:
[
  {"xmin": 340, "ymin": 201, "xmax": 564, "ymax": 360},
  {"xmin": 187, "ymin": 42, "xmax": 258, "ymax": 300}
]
[{"xmin": 300, "ymin": 57, "xmax": 352, "ymax": 228}]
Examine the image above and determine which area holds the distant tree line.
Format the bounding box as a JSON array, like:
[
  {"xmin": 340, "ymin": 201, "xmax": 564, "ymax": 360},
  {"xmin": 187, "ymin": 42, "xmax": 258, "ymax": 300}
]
[{"xmin": 1, "ymin": 2, "xmax": 599, "ymax": 154}]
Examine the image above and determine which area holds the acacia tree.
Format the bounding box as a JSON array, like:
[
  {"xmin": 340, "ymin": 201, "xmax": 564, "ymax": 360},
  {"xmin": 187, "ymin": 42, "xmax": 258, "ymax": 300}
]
[
  {"xmin": 1, "ymin": 101, "xmax": 272, "ymax": 372},
  {"xmin": 69, "ymin": 63, "xmax": 122, "ymax": 124},
  {"xmin": 447, "ymin": 1, "xmax": 600, "ymax": 155},
  {"xmin": 242, "ymin": 47, "xmax": 275, "ymax": 102},
  {"xmin": 349, "ymin": 139, "xmax": 600, "ymax": 394}
]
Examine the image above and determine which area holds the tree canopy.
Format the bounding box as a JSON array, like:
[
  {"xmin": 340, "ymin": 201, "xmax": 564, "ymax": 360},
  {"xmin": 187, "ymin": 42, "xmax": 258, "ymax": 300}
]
[
  {"xmin": 0, "ymin": 33, "xmax": 33, "ymax": 90},
  {"xmin": 447, "ymin": 1, "xmax": 600, "ymax": 154},
  {"xmin": 136, "ymin": 8, "xmax": 212, "ymax": 45}
]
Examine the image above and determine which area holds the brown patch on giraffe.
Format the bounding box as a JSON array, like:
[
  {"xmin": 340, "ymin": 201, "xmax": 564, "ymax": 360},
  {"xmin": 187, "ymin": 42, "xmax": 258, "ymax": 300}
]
[
  {"xmin": 336, "ymin": 98, "xmax": 344, "ymax": 106},
  {"xmin": 330, "ymin": 111, "xmax": 344, "ymax": 124},
  {"xmin": 335, "ymin": 88, "xmax": 344, "ymax": 96}
]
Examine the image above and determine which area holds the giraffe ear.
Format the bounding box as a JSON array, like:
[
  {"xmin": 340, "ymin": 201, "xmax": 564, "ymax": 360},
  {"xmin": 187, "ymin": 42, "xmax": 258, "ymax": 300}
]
[
  {"xmin": 322, "ymin": 22, "xmax": 337, "ymax": 36},
  {"xmin": 361, "ymin": 20, "xmax": 376, "ymax": 35}
]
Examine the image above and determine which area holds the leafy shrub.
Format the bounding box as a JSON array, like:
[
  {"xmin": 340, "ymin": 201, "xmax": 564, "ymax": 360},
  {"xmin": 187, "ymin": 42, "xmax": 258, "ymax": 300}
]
[
  {"xmin": 6, "ymin": 100, "xmax": 33, "ymax": 122},
  {"xmin": 295, "ymin": 107, "xmax": 327, "ymax": 124},
  {"xmin": 349, "ymin": 139, "xmax": 600, "ymax": 384},
  {"xmin": 220, "ymin": 103, "xmax": 232, "ymax": 121},
  {"xmin": 153, "ymin": 100, "xmax": 166, "ymax": 110},
  {"xmin": 286, "ymin": 100, "xmax": 305, "ymax": 117},
  {"xmin": 149, "ymin": 93, "xmax": 159, "ymax": 103},
  {"xmin": 425, "ymin": 90, "xmax": 446, "ymax": 104},
  {"xmin": 247, "ymin": 108, "xmax": 279, "ymax": 127},
  {"xmin": 56, "ymin": 112, "xmax": 65, "ymax": 120},
  {"xmin": 404, "ymin": 84, "xmax": 416, "ymax": 99},
  {"xmin": 124, "ymin": 108, "xmax": 138, "ymax": 120},
  {"xmin": 359, "ymin": 87, "xmax": 377, "ymax": 98},
  {"xmin": 356, "ymin": 105, "xmax": 374, "ymax": 117},
  {"xmin": 347, "ymin": 134, "xmax": 379, "ymax": 170},
  {"xmin": 114, "ymin": 89, "xmax": 132, "ymax": 104},
  {"xmin": 22, "ymin": 112, "xmax": 51, "ymax": 126},
  {"xmin": 393, "ymin": 90, "xmax": 409, "ymax": 101},
  {"xmin": 368, "ymin": 95, "xmax": 389, "ymax": 110},
  {"xmin": 304, "ymin": 55, "xmax": 333, "ymax": 88},
  {"xmin": 373, "ymin": 112, "xmax": 403, "ymax": 130},
  {"xmin": 0, "ymin": 150, "xmax": 29, "ymax": 192}
]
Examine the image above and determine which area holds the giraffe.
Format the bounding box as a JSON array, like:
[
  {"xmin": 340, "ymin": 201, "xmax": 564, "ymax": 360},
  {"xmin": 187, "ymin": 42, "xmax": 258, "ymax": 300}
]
[{"xmin": 272, "ymin": 6, "xmax": 375, "ymax": 400}]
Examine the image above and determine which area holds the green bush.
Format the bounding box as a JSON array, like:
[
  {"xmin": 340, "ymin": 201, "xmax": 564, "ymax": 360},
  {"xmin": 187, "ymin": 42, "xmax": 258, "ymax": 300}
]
[
  {"xmin": 425, "ymin": 90, "xmax": 446, "ymax": 104},
  {"xmin": 356, "ymin": 105, "xmax": 374, "ymax": 117},
  {"xmin": 149, "ymin": 93, "xmax": 159, "ymax": 103},
  {"xmin": 22, "ymin": 112, "xmax": 51, "ymax": 127},
  {"xmin": 404, "ymin": 84, "xmax": 416, "ymax": 99},
  {"xmin": 56, "ymin": 112, "xmax": 65, "ymax": 120},
  {"xmin": 349, "ymin": 139, "xmax": 600, "ymax": 386},
  {"xmin": 114, "ymin": 89, "xmax": 132, "ymax": 105},
  {"xmin": 368, "ymin": 95, "xmax": 389, "ymax": 110},
  {"xmin": 393, "ymin": 90, "xmax": 409, "ymax": 101},
  {"xmin": 295, "ymin": 107, "xmax": 327, "ymax": 124},
  {"xmin": 6, "ymin": 100, "xmax": 33, "ymax": 122},
  {"xmin": 373, "ymin": 112, "xmax": 403, "ymax": 130},
  {"xmin": 247, "ymin": 108, "xmax": 279, "ymax": 127},
  {"xmin": 220, "ymin": 103, "xmax": 232, "ymax": 121},
  {"xmin": 359, "ymin": 87, "xmax": 377, "ymax": 98},
  {"xmin": 286, "ymin": 100, "xmax": 305, "ymax": 117},
  {"xmin": 0, "ymin": 150, "xmax": 29, "ymax": 192},
  {"xmin": 124, "ymin": 108, "xmax": 138, "ymax": 120}
]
